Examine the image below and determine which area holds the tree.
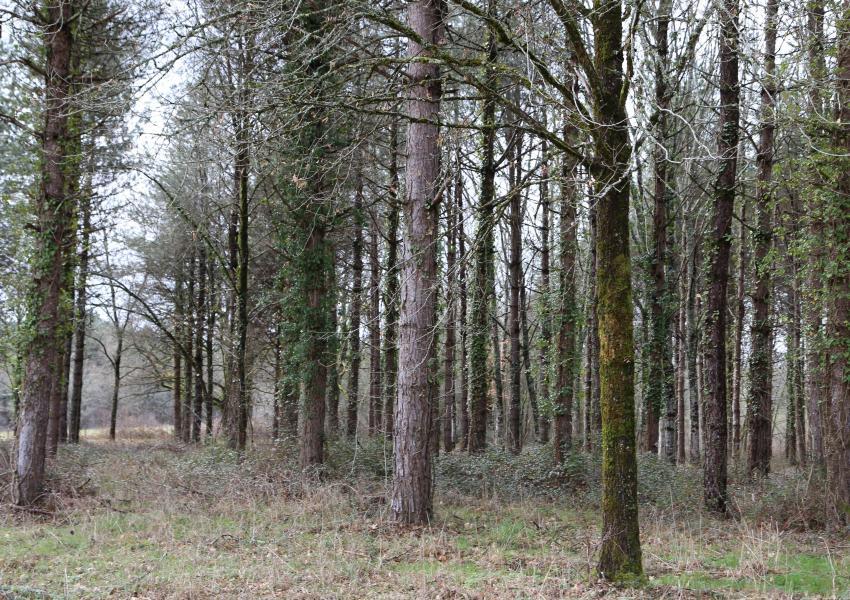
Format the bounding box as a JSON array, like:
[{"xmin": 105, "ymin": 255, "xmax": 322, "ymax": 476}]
[
  {"xmin": 703, "ymin": 0, "xmax": 739, "ymax": 514},
  {"xmin": 14, "ymin": 0, "xmax": 77, "ymax": 506},
  {"xmin": 747, "ymin": 0, "xmax": 778, "ymax": 477},
  {"xmin": 391, "ymin": 0, "xmax": 442, "ymax": 525}
]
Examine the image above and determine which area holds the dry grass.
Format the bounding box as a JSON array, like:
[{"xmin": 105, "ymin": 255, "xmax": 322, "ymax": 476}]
[{"xmin": 0, "ymin": 430, "xmax": 846, "ymax": 599}]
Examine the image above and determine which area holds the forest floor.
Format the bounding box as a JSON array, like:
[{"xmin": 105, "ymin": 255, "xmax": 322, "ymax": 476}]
[{"xmin": 0, "ymin": 430, "xmax": 847, "ymax": 599}]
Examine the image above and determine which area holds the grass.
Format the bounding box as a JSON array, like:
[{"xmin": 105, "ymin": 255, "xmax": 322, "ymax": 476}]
[{"xmin": 0, "ymin": 430, "xmax": 847, "ymax": 599}]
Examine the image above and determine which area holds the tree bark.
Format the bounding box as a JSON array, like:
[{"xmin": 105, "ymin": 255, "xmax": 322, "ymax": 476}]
[
  {"xmin": 468, "ymin": 0, "xmax": 497, "ymax": 452},
  {"xmin": 704, "ymin": 0, "xmax": 739, "ymax": 513},
  {"xmin": 649, "ymin": 0, "xmax": 674, "ymax": 461},
  {"xmin": 382, "ymin": 120, "xmax": 401, "ymax": 438},
  {"xmin": 347, "ymin": 186, "xmax": 364, "ymax": 438},
  {"xmin": 508, "ymin": 125, "xmax": 523, "ymax": 454},
  {"xmin": 442, "ymin": 186, "xmax": 457, "ymax": 452},
  {"xmin": 538, "ymin": 152, "xmax": 552, "ymax": 444},
  {"xmin": 554, "ymin": 129, "xmax": 578, "ymax": 464},
  {"xmin": 591, "ymin": 0, "xmax": 643, "ymax": 579},
  {"xmin": 368, "ymin": 219, "xmax": 383, "ymax": 435},
  {"xmin": 15, "ymin": 0, "xmax": 78, "ymax": 503},
  {"xmin": 746, "ymin": 0, "xmax": 777, "ymax": 477},
  {"xmin": 391, "ymin": 0, "xmax": 442, "ymax": 524}
]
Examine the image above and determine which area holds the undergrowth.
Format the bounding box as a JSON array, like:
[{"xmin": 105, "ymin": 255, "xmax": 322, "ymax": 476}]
[{"xmin": 0, "ymin": 431, "xmax": 845, "ymax": 599}]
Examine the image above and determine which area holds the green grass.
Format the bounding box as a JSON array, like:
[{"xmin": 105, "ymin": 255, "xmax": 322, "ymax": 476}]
[{"xmin": 0, "ymin": 432, "xmax": 846, "ymax": 599}]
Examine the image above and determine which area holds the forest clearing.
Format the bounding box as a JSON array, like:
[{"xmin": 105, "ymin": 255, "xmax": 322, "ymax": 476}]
[
  {"xmin": 3, "ymin": 0, "xmax": 850, "ymax": 597},
  {"xmin": 0, "ymin": 429, "xmax": 847, "ymax": 599}
]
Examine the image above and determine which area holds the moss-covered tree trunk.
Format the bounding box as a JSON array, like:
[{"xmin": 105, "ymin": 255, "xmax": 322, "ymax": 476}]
[
  {"xmin": 468, "ymin": 0, "xmax": 497, "ymax": 453},
  {"xmin": 746, "ymin": 0, "xmax": 777, "ymax": 477},
  {"xmin": 15, "ymin": 0, "xmax": 79, "ymax": 504},
  {"xmin": 591, "ymin": 0, "xmax": 643, "ymax": 580},
  {"xmin": 704, "ymin": 0, "xmax": 739, "ymax": 513},
  {"xmin": 391, "ymin": 0, "xmax": 442, "ymax": 524},
  {"xmin": 824, "ymin": 0, "xmax": 850, "ymax": 525},
  {"xmin": 554, "ymin": 127, "xmax": 577, "ymax": 464}
]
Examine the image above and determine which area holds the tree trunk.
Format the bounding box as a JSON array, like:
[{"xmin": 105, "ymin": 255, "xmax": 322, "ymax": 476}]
[
  {"xmin": 554, "ymin": 133, "xmax": 578, "ymax": 464},
  {"xmin": 17, "ymin": 0, "xmax": 78, "ymax": 500},
  {"xmin": 732, "ymin": 201, "xmax": 748, "ymax": 461},
  {"xmin": 368, "ymin": 220, "xmax": 383, "ymax": 435},
  {"xmin": 649, "ymin": 0, "xmax": 673, "ymax": 461},
  {"xmin": 804, "ymin": 0, "xmax": 826, "ymax": 469},
  {"xmin": 347, "ymin": 187, "xmax": 364, "ymax": 438},
  {"xmin": 192, "ymin": 244, "xmax": 206, "ymax": 443},
  {"xmin": 69, "ymin": 191, "xmax": 92, "ymax": 444},
  {"xmin": 468, "ymin": 0, "xmax": 497, "ymax": 453},
  {"xmin": 108, "ymin": 334, "xmax": 123, "ymax": 441},
  {"xmin": 442, "ymin": 186, "xmax": 457, "ymax": 452},
  {"xmin": 593, "ymin": 0, "xmax": 643, "ymax": 579},
  {"xmin": 538, "ymin": 152, "xmax": 552, "ymax": 444},
  {"xmin": 824, "ymin": 0, "xmax": 850, "ymax": 525},
  {"xmin": 391, "ymin": 0, "xmax": 441, "ymax": 524},
  {"xmin": 508, "ymin": 125, "xmax": 523, "ymax": 454},
  {"xmin": 746, "ymin": 0, "xmax": 777, "ymax": 477},
  {"xmin": 456, "ymin": 156, "xmax": 469, "ymax": 450},
  {"xmin": 704, "ymin": 0, "xmax": 739, "ymax": 513},
  {"xmin": 205, "ymin": 254, "xmax": 215, "ymax": 438},
  {"xmin": 299, "ymin": 225, "xmax": 333, "ymax": 470},
  {"xmin": 382, "ymin": 121, "xmax": 401, "ymax": 438}
]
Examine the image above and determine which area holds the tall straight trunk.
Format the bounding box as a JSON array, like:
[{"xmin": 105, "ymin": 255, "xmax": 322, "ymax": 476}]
[
  {"xmin": 593, "ymin": 0, "xmax": 642, "ymax": 577},
  {"xmin": 507, "ymin": 126, "xmax": 523, "ymax": 454},
  {"xmin": 192, "ymin": 244, "xmax": 206, "ymax": 443},
  {"xmin": 676, "ymin": 212, "xmax": 688, "ymax": 463},
  {"xmin": 676, "ymin": 290, "xmax": 687, "ymax": 464},
  {"xmin": 588, "ymin": 203, "xmax": 601, "ymax": 443},
  {"xmin": 182, "ymin": 250, "xmax": 194, "ymax": 444},
  {"xmin": 173, "ymin": 337, "xmax": 182, "ymax": 439},
  {"xmin": 804, "ymin": 0, "xmax": 826, "ymax": 468},
  {"xmin": 785, "ymin": 319, "xmax": 799, "ymax": 464},
  {"xmin": 790, "ymin": 273, "xmax": 806, "ymax": 464},
  {"xmin": 299, "ymin": 225, "xmax": 333, "ymax": 469},
  {"xmin": 704, "ymin": 0, "xmax": 739, "ymax": 513},
  {"xmin": 442, "ymin": 187, "xmax": 458, "ymax": 451},
  {"xmin": 456, "ymin": 157, "xmax": 470, "ymax": 450},
  {"xmin": 232, "ymin": 125, "xmax": 250, "ymax": 451},
  {"xmin": 347, "ymin": 189, "xmax": 364, "ymax": 438},
  {"xmin": 732, "ymin": 201, "xmax": 748, "ymax": 460},
  {"xmin": 519, "ymin": 273, "xmax": 538, "ymax": 440},
  {"xmin": 327, "ymin": 276, "xmax": 344, "ymax": 434},
  {"xmin": 69, "ymin": 191, "xmax": 92, "ymax": 444},
  {"xmin": 391, "ymin": 0, "xmax": 441, "ymax": 524},
  {"xmin": 687, "ymin": 230, "xmax": 701, "ymax": 463},
  {"xmin": 491, "ymin": 306, "xmax": 505, "ymax": 445},
  {"xmin": 383, "ymin": 121, "xmax": 401, "ymax": 437},
  {"xmin": 746, "ymin": 0, "xmax": 777, "ymax": 477},
  {"xmin": 554, "ymin": 137, "xmax": 578, "ymax": 464},
  {"xmin": 205, "ymin": 255, "xmax": 215, "ymax": 438},
  {"xmin": 368, "ymin": 222, "xmax": 383, "ymax": 435},
  {"xmin": 108, "ymin": 334, "xmax": 123, "ymax": 441},
  {"xmin": 649, "ymin": 0, "xmax": 673, "ymax": 461},
  {"xmin": 272, "ymin": 327, "xmax": 282, "ymax": 441},
  {"xmin": 173, "ymin": 271, "xmax": 184, "ymax": 440},
  {"xmin": 468, "ymin": 1, "xmax": 497, "ymax": 452},
  {"xmin": 58, "ymin": 327, "xmax": 71, "ymax": 443},
  {"xmin": 824, "ymin": 0, "xmax": 850, "ymax": 524},
  {"xmin": 538, "ymin": 151, "xmax": 552, "ymax": 443}
]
